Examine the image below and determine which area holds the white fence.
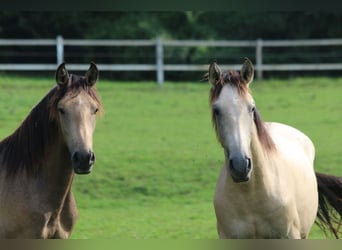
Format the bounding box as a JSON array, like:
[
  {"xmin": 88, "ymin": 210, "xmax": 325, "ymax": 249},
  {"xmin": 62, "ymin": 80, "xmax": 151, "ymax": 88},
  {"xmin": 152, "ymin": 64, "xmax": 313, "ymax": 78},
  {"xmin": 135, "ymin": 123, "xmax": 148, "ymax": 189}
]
[{"xmin": 1, "ymin": 36, "xmax": 342, "ymax": 84}]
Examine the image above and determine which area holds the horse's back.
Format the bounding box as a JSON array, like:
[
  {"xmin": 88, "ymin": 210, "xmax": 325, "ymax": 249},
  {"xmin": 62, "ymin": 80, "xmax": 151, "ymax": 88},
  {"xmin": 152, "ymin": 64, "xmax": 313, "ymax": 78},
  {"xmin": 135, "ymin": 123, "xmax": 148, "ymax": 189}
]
[{"xmin": 266, "ymin": 122, "xmax": 315, "ymax": 164}]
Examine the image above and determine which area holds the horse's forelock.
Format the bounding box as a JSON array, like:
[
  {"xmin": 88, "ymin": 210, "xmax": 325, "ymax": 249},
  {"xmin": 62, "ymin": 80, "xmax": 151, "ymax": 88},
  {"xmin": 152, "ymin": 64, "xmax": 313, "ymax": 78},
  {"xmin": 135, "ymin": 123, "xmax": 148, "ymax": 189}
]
[
  {"xmin": 209, "ymin": 70, "xmax": 248, "ymax": 105},
  {"xmin": 49, "ymin": 76, "xmax": 103, "ymax": 120}
]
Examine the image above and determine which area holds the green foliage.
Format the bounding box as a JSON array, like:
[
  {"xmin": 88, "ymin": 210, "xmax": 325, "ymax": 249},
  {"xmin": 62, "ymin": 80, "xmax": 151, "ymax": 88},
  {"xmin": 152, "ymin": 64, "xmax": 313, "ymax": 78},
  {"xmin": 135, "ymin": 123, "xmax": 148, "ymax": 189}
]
[
  {"xmin": 1, "ymin": 12, "xmax": 342, "ymax": 81},
  {"xmin": 2, "ymin": 12, "xmax": 341, "ymax": 40},
  {"xmin": 0, "ymin": 75, "xmax": 341, "ymax": 239}
]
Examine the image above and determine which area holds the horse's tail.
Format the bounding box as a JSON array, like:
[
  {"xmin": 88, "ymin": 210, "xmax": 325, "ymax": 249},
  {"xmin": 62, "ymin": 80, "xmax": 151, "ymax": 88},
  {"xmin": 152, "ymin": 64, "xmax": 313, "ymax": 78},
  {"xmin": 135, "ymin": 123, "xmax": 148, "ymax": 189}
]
[{"xmin": 315, "ymin": 172, "xmax": 342, "ymax": 238}]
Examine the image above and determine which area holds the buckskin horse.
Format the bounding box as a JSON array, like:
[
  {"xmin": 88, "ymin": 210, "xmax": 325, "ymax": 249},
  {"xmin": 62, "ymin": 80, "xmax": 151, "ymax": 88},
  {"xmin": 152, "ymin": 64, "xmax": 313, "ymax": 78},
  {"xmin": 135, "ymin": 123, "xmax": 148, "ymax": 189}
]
[
  {"xmin": 206, "ymin": 58, "xmax": 342, "ymax": 238},
  {"xmin": 0, "ymin": 62, "xmax": 102, "ymax": 238}
]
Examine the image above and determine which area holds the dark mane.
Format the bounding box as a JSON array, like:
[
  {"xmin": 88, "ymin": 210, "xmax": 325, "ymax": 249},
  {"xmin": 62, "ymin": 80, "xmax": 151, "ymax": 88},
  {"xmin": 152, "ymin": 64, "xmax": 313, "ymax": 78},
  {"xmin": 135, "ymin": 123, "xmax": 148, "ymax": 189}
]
[
  {"xmin": 209, "ymin": 70, "xmax": 275, "ymax": 153},
  {"xmin": 253, "ymin": 108, "xmax": 276, "ymax": 152},
  {"xmin": 0, "ymin": 75, "xmax": 103, "ymax": 177}
]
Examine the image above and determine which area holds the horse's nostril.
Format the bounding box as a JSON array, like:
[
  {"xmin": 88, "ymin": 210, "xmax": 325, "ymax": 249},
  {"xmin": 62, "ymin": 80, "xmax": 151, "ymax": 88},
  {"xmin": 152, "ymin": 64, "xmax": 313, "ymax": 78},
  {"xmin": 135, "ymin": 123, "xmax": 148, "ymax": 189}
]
[
  {"xmin": 89, "ymin": 151, "xmax": 95, "ymax": 164},
  {"xmin": 72, "ymin": 152, "xmax": 79, "ymax": 163},
  {"xmin": 246, "ymin": 158, "xmax": 251, "ymax": 172},
  {"xmin": 229, "ymin": 159, "xmax": 234, "ymax": 170}
]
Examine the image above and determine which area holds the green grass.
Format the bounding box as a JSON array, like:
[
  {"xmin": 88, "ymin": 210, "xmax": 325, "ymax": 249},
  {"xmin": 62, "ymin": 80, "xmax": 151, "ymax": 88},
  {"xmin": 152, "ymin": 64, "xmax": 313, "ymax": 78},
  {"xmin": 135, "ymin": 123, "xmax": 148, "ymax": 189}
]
[{"xmin": 0, "ymin": 74, "xmax": 341, "ymax": 239}]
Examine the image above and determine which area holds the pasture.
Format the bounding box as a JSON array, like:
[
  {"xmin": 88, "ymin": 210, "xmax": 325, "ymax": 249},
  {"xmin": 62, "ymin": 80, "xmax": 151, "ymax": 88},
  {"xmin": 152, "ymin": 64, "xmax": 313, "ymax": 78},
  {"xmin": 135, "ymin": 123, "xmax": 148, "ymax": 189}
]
[{"xmin": 0, "ymin": 74, "xmax": 341, "ymax": 239}]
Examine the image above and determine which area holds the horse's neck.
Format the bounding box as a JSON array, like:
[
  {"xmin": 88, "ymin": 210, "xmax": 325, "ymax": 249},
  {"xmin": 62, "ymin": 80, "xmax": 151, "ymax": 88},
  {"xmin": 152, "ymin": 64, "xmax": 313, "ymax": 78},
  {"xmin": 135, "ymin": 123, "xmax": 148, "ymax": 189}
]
[
  {"xmin": 248, "ymin": 128, "xmax": 275, "ymax": 191},
  {"xmin": 39, "ymin": 136, "xmax": 75, "ymax": 206}
]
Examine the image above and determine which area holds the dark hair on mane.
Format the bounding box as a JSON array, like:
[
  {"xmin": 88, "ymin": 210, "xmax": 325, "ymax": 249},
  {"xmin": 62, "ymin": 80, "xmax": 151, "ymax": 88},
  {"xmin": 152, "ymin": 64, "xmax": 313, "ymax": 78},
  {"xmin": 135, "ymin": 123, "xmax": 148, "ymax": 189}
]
[
  {"xmin": 0, "ymin": 75, "xmax": 102, "ymax": 177},
  {"xmin": 209, "ymin": 69, "xmax": 275, "ymax": 153},
  {"xmin": 253, "ymin": 108, "xmax": 276, "ymax": 152}
]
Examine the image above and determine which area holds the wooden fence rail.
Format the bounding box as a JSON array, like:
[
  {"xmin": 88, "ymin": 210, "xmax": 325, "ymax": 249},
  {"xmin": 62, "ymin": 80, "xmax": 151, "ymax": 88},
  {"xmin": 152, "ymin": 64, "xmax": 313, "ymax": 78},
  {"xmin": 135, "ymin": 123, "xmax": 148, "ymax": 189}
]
[{"xmin": 1, "ymin": 36, "xmax": 342, "ymax": 84}]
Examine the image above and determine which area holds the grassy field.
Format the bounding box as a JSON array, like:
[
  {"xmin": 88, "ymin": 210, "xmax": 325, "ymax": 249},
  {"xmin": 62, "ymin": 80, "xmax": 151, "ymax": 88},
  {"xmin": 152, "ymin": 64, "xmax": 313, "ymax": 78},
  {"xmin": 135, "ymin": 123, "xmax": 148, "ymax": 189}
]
[{"xmin": 0, "ymin": 74, "xmax": 341, "ymax": 239}]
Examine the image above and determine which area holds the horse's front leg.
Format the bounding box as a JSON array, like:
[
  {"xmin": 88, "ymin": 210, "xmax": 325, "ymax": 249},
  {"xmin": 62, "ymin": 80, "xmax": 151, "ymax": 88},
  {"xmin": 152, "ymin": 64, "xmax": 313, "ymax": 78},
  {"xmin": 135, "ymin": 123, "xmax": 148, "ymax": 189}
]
[{"xmin": 53, "ymin": 191, "xmax": 78, "ymax": 239}]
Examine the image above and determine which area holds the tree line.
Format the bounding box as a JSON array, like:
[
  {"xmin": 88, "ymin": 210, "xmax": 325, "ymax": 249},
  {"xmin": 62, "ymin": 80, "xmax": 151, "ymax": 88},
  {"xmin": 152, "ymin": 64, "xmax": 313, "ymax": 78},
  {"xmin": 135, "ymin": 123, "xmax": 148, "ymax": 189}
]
[{"xmin": 0, "ymin": 12, "xmax": 341, "ymax": 80}]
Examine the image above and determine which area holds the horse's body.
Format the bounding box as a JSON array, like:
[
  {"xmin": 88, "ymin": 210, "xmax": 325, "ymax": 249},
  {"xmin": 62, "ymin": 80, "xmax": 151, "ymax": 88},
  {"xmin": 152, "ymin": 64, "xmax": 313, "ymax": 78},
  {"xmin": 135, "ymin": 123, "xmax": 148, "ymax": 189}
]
[
  {"xmin": 207, "ymin": 58, "xmax": 342, "ymax": 239},
  {"xmin": 0, "ymin": 63, "xmax": 102, "ymax": 238},
  {"xmin": 215, "ymin": 122, "xmax": 317, "ymax": 238}
]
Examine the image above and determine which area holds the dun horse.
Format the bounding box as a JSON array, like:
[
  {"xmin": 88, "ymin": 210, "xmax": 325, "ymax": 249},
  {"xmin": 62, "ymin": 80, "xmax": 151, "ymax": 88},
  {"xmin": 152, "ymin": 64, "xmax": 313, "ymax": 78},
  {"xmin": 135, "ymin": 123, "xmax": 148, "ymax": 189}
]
[
  {"xmin": 0, "ymin": 62, "xmax": 102, "ymax": 238},
  {"xmin": 206, "ymin": 58, "xmax": 342, "ymax": 239}
]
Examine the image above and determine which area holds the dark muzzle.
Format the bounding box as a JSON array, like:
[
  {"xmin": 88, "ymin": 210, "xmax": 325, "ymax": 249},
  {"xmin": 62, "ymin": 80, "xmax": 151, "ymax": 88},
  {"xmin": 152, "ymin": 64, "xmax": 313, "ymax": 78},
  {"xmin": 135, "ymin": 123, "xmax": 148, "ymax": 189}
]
[
  {"xmin": 72, "ymin": 150, "xmax": 95, "ymax": 174},
  {"xmin": 229, "ymin": 155, "xmax": 252, "ymax": 183}
]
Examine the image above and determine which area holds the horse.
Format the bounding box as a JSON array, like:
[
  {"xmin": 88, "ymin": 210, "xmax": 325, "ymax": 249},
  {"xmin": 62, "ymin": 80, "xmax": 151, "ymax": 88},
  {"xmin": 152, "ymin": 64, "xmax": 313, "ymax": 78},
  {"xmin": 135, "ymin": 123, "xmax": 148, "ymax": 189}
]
[
  {"xmin": 205, "ymin": 58, "xmax": 342, "ymax": 239},
  {"xmin": 0, "ymin": 62, "xmax": 102, "ymax": 238}
]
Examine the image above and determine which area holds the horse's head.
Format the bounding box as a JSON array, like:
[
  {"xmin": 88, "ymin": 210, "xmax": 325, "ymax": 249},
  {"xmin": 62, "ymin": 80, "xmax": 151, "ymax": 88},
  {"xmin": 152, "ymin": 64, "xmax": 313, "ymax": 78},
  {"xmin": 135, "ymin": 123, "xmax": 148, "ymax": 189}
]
[
  {"xmin": 209, "ymin": 58, "xmax": 255, "ymax": 183},
  {"xmin": 54, "ymin": 62, "xmax": 102, "ymax": 174}
]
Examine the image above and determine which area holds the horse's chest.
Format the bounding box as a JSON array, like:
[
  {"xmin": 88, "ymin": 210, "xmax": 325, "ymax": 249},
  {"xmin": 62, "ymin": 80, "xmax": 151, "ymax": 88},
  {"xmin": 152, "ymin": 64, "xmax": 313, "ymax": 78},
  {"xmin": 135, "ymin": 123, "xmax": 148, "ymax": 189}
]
[
  {"xmin": 225, "ymin": 215, "xmax": 288, "ymax": 238},
  {"xmin": 215, "ymin": 193, "xmax": 292, "ymax": 238},
  {"xmin": 43, "ymin": 215, "xmax": 69, "ymax": 238}
]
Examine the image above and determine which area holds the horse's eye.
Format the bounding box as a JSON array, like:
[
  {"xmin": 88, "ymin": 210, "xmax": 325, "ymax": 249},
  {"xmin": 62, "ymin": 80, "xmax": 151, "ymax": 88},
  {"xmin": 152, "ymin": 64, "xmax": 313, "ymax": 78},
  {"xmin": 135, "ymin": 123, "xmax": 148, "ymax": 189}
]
[
  {"xmin": 58, "ymin": 108, "xmax": 65, "ymax": 115},
  {"xmin": 249, "ymin": 105, "xmax": 255, "ymax": 113},
  {"xmin": 94, "ymin": 108, "xmax": 99, "ymax": 114},
  {"xmin": 213, "ymin": 107, "xmax": 220, "ymax": 116}
]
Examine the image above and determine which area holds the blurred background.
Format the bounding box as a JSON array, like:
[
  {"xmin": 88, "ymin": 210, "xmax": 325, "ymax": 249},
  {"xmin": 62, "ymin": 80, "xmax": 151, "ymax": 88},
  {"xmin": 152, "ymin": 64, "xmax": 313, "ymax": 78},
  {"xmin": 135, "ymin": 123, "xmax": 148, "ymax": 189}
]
[
  {"xmin": 1, "ymin": 11, "xmax": 342, "ymax": 82},
  {"xmin": 0, "ymin": 11, "xmax": 341, "ymax": 239}
]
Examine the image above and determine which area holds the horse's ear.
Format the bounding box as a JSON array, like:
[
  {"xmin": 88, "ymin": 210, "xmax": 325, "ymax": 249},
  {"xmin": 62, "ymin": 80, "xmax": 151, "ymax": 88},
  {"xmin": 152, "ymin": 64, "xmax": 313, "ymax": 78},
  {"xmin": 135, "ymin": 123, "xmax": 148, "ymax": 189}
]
[
  {"xmin": 240, "ymin": 57, "xmax": 254, "ymax": 85},
  {"xmin": 85, "ymin": 62, "xmax": 99, "ymax": 86},
  {"xmin": 208, "ymin": 60, "xmax": 222, "ymax": 86},
  {"xmin": 56, "ymin": 62, "xmax": 69, "ymax": 87}
]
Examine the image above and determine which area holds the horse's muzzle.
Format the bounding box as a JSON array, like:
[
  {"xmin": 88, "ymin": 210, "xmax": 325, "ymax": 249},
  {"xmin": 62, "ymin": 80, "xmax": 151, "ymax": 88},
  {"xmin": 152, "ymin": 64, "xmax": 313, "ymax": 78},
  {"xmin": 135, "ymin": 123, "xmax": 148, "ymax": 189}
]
[
  {"xmin": 229, "ymin": 156, "xmax": 252, "ymax": 183},
  {"xmin": 72, "ymin": 150, "xmax": 95, "ymax": 174}
]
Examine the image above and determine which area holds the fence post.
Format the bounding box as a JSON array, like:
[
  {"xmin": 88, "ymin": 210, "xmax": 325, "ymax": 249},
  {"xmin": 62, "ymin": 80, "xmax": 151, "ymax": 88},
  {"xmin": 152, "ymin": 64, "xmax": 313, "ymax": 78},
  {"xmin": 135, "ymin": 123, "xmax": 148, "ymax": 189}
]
[
  {"xmin": 156, "ymin": 37, "xmax": 164, "ymax": 85},
  {"xmin": 256, "ymin": 38, "xmax": 263, "ymax": 80},
  {"xmin": 56, "ymin": 35, "xmax": 64, "ymax": 65}
]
